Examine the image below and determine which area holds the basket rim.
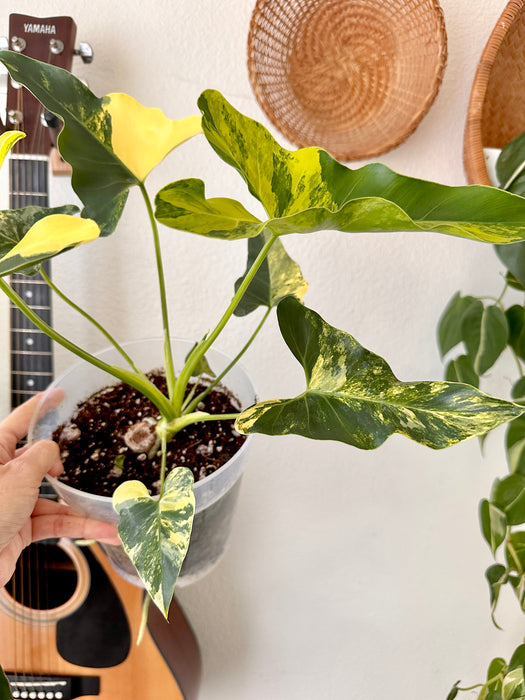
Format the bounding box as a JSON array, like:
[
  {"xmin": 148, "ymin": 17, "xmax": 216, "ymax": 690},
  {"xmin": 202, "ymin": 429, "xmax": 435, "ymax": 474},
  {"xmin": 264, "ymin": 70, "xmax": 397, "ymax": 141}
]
[
  {"xmin": 463, "ymin": 0, "xmax": 525, "ymax": 185},
  {"xmin": 247, "ymin": 0, "xmax": 448, "ymax": 160}
]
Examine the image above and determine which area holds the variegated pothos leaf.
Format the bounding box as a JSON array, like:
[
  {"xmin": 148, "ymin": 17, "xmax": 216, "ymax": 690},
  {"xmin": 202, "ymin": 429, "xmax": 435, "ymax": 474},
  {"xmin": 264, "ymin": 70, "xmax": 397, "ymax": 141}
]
[
  {"xmin": 113, "ymin": 468, "xmax": 195, "ymax": 616},
  {"xmin": 155, "ymin": 89, "xmax": 525, "ymax": 245},
  {"xmin": 0, "ymin": 130, "xmax": 24, "ymax": 170},
  {"xmin": 0, "ymin": 50, "xmax": 201, "ymax": 236},
  {"xmin": 235, "ymin": 297, "xmax": 524, "ymax": 449}
]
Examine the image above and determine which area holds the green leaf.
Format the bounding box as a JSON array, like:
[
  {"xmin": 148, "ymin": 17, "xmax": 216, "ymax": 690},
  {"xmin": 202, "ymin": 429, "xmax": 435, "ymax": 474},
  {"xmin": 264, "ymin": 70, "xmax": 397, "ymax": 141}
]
[
  {"xmin": 492, "ymin": 475, "xmax": 525, "ymax": 525},
  {"xmin": 496, "ymin": 243, "xmax": 525, "ymax": 289},
  {"xmin": 502, "ymin": 667, "xmax": 524, "ymax": 700},
  {"xmin": 438, "ymin": 293, "xmax": 480, "ymax": 357},
  {"xmin": 512, "ymin": 378, "xmax": 525, "ymax": 405},
  {"xmin": 506, "ymin": 271, "xmax": 525, "ymax": 291},
  {"xmin": 506, "ymin": 306, "xmax": 525, "ymax": 360},
  {"xmin": 233, "ymin": 230, "xmax": 308, "ymax": 316},
  {"xmin": 488, "ymin": 658, "xmax": 507, "ymax": 689},
  {"xmin": 496, "ymin": 130, "xmax": 525, "ymax": 192},
  {"xmin": 0, "ymin": 50, "xmax": 201, "ymax": 236},
  {"xmin": 480, "ymin": 499, "xmax": 508, "ymax": 554},
  {"xmin": 185, "ymin": 343, "xmax": 215, "ymax": 378},
  {"xmin": 235, "ymin": 297, "xmax": 524, "ymax": 449},
  {"xmin": 444, "ymin": 355, "xmax": 479, "ymax": 388},
  {"xmin": 155, "ymin": 178, "xmax": 263, "ymax": 240},
  {"xmin": 113, "ymin": 468, "xmax": 195, "ymax": 616},
  {"xmin": 154, "ymin": 90, "xmax": 525, "ymax": 244},
  {"xmin": 0, "ymin": 205, "xmax": 81, "ymax": 276},
  {"xmin": 486, "ymin": 564, "xmax": 508, "ymax": 624},
  {"xmin": 507, "ymin": 416, "xmax": 525, "ymax": 475},
  {"xmin": 462, "ymin": 304, "xmax": 508, "ymax": 375},
  {"xmin": 0, "ymin": 666, "xmax": 13, "ymax": 700},
  {"xmin": 506, "ymin": 531, "xmax": 525, "ymax": 573},
  {"xmin": 445, "ymin": 682, "xmax": 460, "ymax": 700},
  {"xmin": 508, "ymin": 573, "xmax": 525, "ymax": 613}
]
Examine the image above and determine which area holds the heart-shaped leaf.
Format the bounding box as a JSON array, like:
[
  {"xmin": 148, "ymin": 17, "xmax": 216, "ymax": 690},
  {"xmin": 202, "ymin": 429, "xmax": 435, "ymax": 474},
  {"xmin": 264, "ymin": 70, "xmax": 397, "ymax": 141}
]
[
  {"xmin": 233, "ymin": 230, "xmax": 308, "ymax": 316},
  {"xmin": 497, "ymin": 130, "xmax": 525, "ymax": 192},
  {"xmin": 235, "ymin": 297, "xmax": 524, "ymax": 449},
  {"xmin": 462, "ymin": 304, "xmax": 508, "ymax": 375},
  {"xmin": 480, "ymin": 499, "xmax": 507, "ymax": 555},
  {"xmin": 445, "ymin": 355, "xmax": 479, "ymax": 388},
  {"xmin": 438, "ymin": 293, "xmax": 481, "ymax": 357},
  {"xmin": 157, "ymin": 89, "xmax": 525, "ymax": 245},
  {"xmin": 492, "ymin": 476, "xmax": 525, "ymax": 526},
  {"xmin": 486, "ymin": 564, "xmax": 509, "ymax": 626},
  {"xmin": 0, "ymin": 50, "xmax": 201, "ymax": 236},
  {"xmin": 496, "ymin": 243, "xmax": 525, "ymax": 288},
  {"xmin": 113, "ymin": 468, "xmax": 195, "ymax": 616},
  {"xmin": 0, "ymin": 206, "xmax": 87, "ymax": 276}
]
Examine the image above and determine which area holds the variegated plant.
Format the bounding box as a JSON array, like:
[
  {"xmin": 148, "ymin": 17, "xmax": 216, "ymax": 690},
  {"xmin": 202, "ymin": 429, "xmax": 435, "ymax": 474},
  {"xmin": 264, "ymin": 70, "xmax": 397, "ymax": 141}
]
[{"xmin": 3, "ymin": 50, "xmax": 525, "ymax": 618}]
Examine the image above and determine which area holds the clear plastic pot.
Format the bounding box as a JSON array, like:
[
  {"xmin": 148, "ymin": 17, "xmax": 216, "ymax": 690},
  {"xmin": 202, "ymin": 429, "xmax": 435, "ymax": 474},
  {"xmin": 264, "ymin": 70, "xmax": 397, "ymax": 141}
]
[{"xmin": 31, "ymin": 338, "xmax": 256, "ymax": 587}]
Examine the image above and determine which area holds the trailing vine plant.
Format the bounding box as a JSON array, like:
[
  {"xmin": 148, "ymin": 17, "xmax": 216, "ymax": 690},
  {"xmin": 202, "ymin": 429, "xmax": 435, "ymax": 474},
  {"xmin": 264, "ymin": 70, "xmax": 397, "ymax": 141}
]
[{"xmin": 440, "ymin": 130, "xmax": 525, "ymax": 699}]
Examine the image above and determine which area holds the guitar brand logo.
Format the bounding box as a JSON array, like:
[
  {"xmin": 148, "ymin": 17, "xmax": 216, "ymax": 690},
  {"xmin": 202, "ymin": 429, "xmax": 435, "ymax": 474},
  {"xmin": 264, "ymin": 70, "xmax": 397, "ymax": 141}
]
[{"xmin": 23, "ymin": 23, "xmax": 56, "ymax": 34}]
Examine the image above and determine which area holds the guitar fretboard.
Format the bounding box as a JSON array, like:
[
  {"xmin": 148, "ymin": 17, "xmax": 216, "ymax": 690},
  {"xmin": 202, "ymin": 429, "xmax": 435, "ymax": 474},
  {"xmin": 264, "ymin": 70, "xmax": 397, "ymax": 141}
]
[{"xmin": 9, "ymin": 155, "xmax": 53, "ymax": 409}]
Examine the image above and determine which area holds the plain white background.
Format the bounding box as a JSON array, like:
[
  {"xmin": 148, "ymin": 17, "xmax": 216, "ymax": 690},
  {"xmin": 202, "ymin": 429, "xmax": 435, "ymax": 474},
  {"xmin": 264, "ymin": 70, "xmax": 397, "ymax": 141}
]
[{"xmin": 0, "ymin": 1, "xmax": 522, "ymax": 698}]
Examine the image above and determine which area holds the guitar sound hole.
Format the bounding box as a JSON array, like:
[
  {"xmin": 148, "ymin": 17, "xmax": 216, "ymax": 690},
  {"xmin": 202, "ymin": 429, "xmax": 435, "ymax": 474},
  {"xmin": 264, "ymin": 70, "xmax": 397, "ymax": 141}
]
[{"xmin": 5, "ymin": 543, "xmax": 77, "ymax": 610}]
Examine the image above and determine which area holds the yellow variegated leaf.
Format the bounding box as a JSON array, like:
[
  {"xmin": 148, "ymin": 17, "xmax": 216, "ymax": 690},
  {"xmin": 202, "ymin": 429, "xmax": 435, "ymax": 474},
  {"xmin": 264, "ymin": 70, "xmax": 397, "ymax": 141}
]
[
  {"xmin": 103, "ymin": 93, "xmax": 202, "ymax": 182},
  {"xmin": 113, "ymin": 468, "xmax": 195, "ymax": 616},
  {"xmin": 0, "ymin": 130, "xmax": 24, "ymax": 170},
  {"xmin": 0, "ymin": 214, "xmax": 99, "ymax": 263}
]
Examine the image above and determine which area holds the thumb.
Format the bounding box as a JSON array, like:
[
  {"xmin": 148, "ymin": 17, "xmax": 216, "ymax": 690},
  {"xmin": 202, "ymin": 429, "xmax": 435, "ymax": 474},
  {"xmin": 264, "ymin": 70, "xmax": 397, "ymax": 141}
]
[{"xmin": 11, "ymin": 439, "xmax": 63, "ymax": 485}]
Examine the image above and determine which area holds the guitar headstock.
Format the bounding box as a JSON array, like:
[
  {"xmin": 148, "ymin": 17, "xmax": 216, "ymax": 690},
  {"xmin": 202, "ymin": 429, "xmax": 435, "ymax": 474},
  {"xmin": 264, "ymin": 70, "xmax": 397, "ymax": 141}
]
[{"xmin": 3, "ymin": 14, "xmax": 88, "ymax": 156}]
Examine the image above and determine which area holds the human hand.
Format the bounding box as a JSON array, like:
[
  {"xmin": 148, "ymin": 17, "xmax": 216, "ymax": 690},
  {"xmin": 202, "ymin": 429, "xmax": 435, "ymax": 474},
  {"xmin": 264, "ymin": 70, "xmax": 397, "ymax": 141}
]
[{"xmin": 0, "ymin": 389, "xmax": 120, "ymax": 586}]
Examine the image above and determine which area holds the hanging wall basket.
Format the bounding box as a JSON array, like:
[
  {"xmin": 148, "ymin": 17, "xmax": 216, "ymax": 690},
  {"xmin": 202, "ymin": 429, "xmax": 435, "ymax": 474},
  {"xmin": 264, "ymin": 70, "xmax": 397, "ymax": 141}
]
[
  {"xmin": 247, "ymin": 0, "xmax": 447, "ymax": 161},
  {"xmin": 464, "ymin": 0, "xmax": 525, "ymax": 185}
]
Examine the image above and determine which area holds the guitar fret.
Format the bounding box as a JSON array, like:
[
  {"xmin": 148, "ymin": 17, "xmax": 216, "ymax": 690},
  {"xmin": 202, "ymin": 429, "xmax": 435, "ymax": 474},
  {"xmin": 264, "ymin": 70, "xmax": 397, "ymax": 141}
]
[
  {"xmin": 12, "ymin": 370, "xmax": 53, "ymax": 376},
  {"xmin": 12, "ymin": 350, "xmax": 53, "ymax": 356}
]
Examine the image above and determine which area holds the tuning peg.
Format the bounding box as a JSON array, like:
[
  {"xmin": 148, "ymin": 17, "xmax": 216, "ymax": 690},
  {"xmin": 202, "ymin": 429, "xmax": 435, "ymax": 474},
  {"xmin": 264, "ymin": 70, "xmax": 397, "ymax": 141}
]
[{"xmin": 75, "ymin": 42, "xmax": 94, "ymax": 64}]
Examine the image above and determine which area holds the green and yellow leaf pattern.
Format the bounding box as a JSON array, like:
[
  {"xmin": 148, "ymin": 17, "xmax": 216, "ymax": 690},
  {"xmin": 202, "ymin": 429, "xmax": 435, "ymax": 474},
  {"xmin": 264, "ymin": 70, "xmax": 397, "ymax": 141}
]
[
  {"xmin": 157, "ymin": 89, "xmax": 525, "ymax": 245},
  {"xmin": 113, "ymin": 468, "xmax": 195, "ymax": 616},
  {"xmin": 236, "ymin": 297, "xmax": 524, "ymax": 449},
  {"xmin": 0, "ymin": 50, "xmax": 202, "ymax": 236},
  {"xmin": 0, "ymin": 205, "xmax": 84, "ymax": 277}
]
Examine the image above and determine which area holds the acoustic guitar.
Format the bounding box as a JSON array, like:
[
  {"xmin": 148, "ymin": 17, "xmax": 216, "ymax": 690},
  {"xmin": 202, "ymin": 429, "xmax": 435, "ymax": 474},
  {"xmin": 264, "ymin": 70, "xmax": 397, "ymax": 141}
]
[{"xmin": 0, "ymin": 14, "xmax": 201, "ymax": 700}]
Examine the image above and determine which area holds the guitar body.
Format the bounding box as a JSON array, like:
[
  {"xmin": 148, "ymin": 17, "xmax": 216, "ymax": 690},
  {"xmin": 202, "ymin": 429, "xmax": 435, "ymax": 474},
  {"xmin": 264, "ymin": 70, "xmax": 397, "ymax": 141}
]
[{"xmin": 0, "ymin": 541, "xmax": 201, "ymax": 699}]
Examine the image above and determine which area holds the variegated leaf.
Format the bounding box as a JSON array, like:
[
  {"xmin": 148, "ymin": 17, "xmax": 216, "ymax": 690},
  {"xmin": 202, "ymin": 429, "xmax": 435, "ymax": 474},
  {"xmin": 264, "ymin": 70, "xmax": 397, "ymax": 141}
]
[
  {"xmin": 235, "ymin": 297, "xmax": 524, "ymax": 449},
  {"xmin": 480, "ymin": 499, "xmax": 507, "ymax": 555},
  {"xmin": 155, "ymin": 179, "xmax": 262, "ymax": 240},
  {"xmin": 0, "ymin": 206, "xmax": 83, "ymax": 276},
  {"xmin": 234, "ymin": 230, "xmax": 308, "ymax": 316},
  {"xmin": 113, "ymin": 468, "xmax": 195, "ymax": 616},
  {"xmin": 0, "ymin": 130, "xmax": 24, "ymax": 170},
  {"xmin": 0, "ymin": 50, "xmax": 201, "ymax": 236},
  {"xmin": 159, "ymin": 89, "xmax": 525, "ymax": 244}
]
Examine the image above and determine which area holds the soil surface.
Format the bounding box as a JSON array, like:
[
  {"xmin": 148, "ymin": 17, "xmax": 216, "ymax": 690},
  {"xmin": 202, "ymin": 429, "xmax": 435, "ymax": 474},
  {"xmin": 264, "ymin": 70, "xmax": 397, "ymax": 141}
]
[{"xmin": 52, "ymin": 371, "xmax": 247, "ymax": 497}]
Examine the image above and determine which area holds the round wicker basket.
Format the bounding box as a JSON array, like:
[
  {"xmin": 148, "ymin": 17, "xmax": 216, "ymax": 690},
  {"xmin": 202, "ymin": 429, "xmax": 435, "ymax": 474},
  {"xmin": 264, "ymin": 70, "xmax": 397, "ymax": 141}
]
[
  {"xmin": 247, "ymin": 0, "xmax": 447, "ymax": 161},
  {"xmin": 464, "ymin": 0, "xmax": 525, "ymax": 185}
]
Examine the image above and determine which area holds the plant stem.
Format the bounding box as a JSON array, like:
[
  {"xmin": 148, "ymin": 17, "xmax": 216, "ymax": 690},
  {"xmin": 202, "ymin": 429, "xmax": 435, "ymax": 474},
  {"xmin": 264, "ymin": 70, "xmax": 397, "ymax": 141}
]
[
  {"xmin": 40, "ymin": 269, "xmax": 143, "ymax": 375},
  {"xmin": 139, "ymin": 182, "xmax": 177, "ymax": 401},
  {"xmin": 158, "ymin": 433, "xmax": 168, "ymax": 497},
  {"xmin": 172, "ymin": 227, "xmax": 276, "ymax": 414},
  {"xmin": 183, "ymin": 306, "xmax": 270, "ymax": 414},
  {"xmin": 0, "ymin": 277, "xmax": 175, "ymax": 419}
]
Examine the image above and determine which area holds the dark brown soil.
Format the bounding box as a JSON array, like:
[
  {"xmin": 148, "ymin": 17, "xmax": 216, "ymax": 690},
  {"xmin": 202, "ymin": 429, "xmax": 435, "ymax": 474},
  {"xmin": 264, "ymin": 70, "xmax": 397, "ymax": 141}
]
[{"xmin": 52, "ymin": 371, "xmax": 247, "ymax": 497}]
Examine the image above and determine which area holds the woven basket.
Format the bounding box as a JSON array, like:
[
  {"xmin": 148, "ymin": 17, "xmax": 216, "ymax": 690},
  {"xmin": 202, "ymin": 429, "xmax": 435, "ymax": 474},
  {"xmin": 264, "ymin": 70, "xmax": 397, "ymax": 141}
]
[
  {"xmin": 247, "ymin": 0, "xmax": 447, "ymax": 161},
  {"xmin": 464, "ymin": 0, "xmax": 525, "ymax": 185}
]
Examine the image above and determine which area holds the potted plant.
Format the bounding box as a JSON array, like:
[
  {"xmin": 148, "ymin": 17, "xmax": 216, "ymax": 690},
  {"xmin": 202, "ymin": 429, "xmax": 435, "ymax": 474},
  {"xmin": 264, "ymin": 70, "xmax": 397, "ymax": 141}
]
[{"xmin": 3, "ymin": 50, "xmax": 525, "ymax": 629}]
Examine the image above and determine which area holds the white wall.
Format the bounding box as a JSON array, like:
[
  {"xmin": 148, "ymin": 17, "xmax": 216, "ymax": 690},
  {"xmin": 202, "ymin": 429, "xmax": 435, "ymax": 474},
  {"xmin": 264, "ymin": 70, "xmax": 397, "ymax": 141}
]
[{"xmin": 0, "ymin": 1, "xmax": 520, "ymax": 698}]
